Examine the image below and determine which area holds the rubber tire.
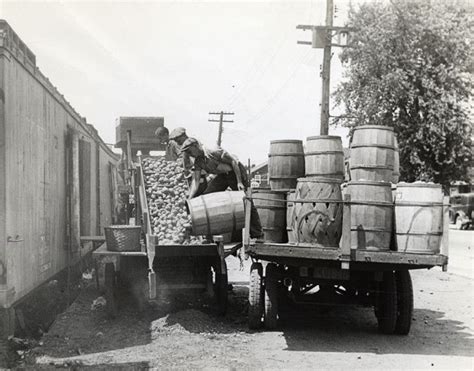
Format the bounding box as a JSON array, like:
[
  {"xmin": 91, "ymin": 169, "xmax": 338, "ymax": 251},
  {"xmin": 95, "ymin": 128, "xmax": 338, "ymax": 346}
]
[
  {"xmin": 248, "ymin": 263, "xmax": 264, "ymax": 329},
  {"xmin": 375, "ymin": 271, "xmax": 397, "ymax": 334},
  {"xmin": 395, "ymin": 270, "xmax": 413, "ymax": 335},
  {"xmin": 215, "ymin": 273, "xmax": 228, "ymax": 315},
  {"xmin": 264, "ymin": 263, "xmax": 279, "ymax": 330},
  {"xmin": 105, "ymin": 263, "xmax": 118, "ymax": 318},
  {"xmin": 454, "ymin": 215, "xmax": 464, "ymax": 230}
]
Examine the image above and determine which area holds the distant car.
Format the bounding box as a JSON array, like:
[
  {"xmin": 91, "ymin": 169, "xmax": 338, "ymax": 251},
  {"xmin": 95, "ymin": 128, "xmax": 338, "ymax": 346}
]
[{"xmin": 449, "ymin": 193, "xmax": 474, "ymax": 230}]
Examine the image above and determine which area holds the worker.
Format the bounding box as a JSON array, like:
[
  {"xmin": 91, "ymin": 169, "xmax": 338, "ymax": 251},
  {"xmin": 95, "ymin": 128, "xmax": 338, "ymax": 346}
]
[
  {"xmin": 154, "ymin": 126, "xmax": 181, "ymax": 161},
  {"xmin": 180, "ymin": 137, "xmax": 263, "ymax": 239},
  {"xmin": 155, "ymin": 126, "xmax": 208, "ymax": 195}
]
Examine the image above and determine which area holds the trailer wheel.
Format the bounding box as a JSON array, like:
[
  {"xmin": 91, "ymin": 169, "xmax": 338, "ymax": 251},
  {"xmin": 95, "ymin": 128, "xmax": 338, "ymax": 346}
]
[
  {"xmin": 264, "ymin": 263, "xmax": 279, "ymax": 330},
  {"xmin": 375, "ymin": 271, "xmax": 397, "ymax": 334},
  {"xmin": 248, "ymin": 263, "xmax": 263, "ymax": 329},
  {"xmin": 104, "ymin": 263, "xmax": 118, "ymax": 318},
  {"xmin": 395, "ymin": 270, "xmax": 413, "ymax": 335}
]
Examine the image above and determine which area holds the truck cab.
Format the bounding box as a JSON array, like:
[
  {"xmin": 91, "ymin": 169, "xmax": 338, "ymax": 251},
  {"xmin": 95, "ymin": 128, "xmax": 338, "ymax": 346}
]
[{"xmin": 449, "ymin": 192, "xmax": 474, "ymax": 229}]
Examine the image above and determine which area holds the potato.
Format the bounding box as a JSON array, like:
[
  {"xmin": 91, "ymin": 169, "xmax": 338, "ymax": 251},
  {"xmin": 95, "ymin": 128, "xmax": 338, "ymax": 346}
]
[{"xmin": 143, "ymin": 156, "xmax": 203, "ymax": 245}]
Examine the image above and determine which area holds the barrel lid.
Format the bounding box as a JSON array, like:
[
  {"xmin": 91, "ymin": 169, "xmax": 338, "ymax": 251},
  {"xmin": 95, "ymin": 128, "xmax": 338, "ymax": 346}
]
[
  {"xmin": 306, "ymin": 135, "xmax": 342, "ymax": 141},
  {"xmin": 297, "ymin": 176, "xmax": 343, "ymax": 184},
  {"xmin": 270, "ymin": 139, "xmax": 303, "ymax": 144},
  {"xmin": 347, "ymin": 180, "xmax": 392, "ymax": 187},
  {"xmin": 353, "ymin": 125, "xmax": 394, "ymax": 131},
  {"xmin": 396, "ymin": 182, "xmax": 442, "ymax": 189}
]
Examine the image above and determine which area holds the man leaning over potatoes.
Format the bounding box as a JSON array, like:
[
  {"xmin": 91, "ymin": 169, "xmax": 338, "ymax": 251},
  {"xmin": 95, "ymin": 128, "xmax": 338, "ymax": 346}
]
[{"xmin": 180, "ymin": 137, "xmax": 263, "ymax": 239}]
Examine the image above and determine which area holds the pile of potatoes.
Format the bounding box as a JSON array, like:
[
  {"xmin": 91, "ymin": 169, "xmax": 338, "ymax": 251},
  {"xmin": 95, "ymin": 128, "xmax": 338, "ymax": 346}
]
[{"xmin": 142, "ymin": 157, "xmax": 202, "ymax": 245}]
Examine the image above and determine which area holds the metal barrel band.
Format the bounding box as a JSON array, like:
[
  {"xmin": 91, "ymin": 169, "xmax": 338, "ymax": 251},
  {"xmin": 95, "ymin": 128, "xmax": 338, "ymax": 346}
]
[
  {"xmin": 269, "ymin": 175, "xmax": 300, "ymax": 179},
  {"xmin": 245, "ymin": 196, "xmax": 394, "ymax": 207},
  {"xmin": 305, "ymin": 150, "xmax": 344, "ymax": 155},
  {"xmin": 350, "ymin": 144, "xmax": 395, "ymax": 150},
  {"xmin": 395, "ymin": 202, "xmax": 445, "ymax": 207},
  {"xmin": 254, "ymin": 205, "xmax": 287, "ymax": 210},
  {"xmin": 350, "ymin": 165, "xmax": 393, "ymax": 170},
  {"xmin": 200, "ymin": 196, "xmax": 212, "ymax": 237},
  {"xmin": 395, "ymin": 232, "xmax": 443, "ymax": 236},
  {"xmin": 268, "ymin": 153, "xmax": 305, "ymax": 157},
  {"xmin": 350, "ymin": 227, "xmax": 393, "ymax": 232},
  {"xmin": 305, "ymin": 172, "xmax": 344, "ymax": 177}
]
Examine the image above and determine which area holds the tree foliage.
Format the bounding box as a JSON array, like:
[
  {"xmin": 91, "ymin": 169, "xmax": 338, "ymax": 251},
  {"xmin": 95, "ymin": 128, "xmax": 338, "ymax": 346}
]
[{"xmin": 333, "ymin": 0, "xmax": 473, "ymax": 187}]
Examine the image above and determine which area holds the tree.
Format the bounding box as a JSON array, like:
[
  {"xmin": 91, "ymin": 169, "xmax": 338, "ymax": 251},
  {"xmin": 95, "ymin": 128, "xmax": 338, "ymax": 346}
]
[{"xmin": 333, "ymin": 0, "xmax": 472, "ymax": 189}]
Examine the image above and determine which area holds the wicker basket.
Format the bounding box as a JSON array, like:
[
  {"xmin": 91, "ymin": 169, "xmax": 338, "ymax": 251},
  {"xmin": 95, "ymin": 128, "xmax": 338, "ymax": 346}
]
[{"xmin": 104, "ymin": 225, "xmax": 142, "ymax": 252}]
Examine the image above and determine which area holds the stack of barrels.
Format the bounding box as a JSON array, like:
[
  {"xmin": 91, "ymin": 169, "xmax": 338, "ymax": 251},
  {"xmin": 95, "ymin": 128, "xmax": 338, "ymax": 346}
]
[
  {"xmin": 347, "ymin": 125, "xmax": 443, "ymax": 253},
  {"xmin": 256, "ymin": 128, "xmax": 444, "ymax": 254},
  {"xmin": 347, "ymin": 126, "xmax": 395, "ymax": 250},
  {"xmin": 258, "ymin": 137, "xmax": 344, "ymax": 247},
  {"xmin": 255, "ymin": 140, "xmax": 305, "ymax": 243}
]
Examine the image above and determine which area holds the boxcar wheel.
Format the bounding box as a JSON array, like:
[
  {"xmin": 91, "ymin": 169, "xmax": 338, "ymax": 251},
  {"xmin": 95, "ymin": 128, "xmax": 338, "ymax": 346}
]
[
  {"xmin": 375, "ymin": 271, "xmax": 397, "ymax": 334},
  {"xmin": 264, "ymin": 263, "xmax": 279, "ymax": 330},
  {"xmin": 248, "ymin": 263, "xmax": 263, "ymax": 329},
  {"xmin": 104, "ymin": 263, "xmax": 118, "ymax": 318},
  {"xmin": 395, "ymin": 270, "xmax": 413, "ymax": 335}
]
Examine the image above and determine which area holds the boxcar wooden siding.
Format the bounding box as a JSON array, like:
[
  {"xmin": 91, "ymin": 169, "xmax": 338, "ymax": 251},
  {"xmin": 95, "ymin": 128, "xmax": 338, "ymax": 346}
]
[{"xmin": 0, "ymin": 21, "xmax": 118, "ymax": 308}]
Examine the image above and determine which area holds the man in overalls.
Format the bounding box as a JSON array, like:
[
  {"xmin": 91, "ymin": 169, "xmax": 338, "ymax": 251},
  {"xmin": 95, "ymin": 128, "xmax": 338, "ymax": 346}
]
[{"xmin": 181, "ymin": 138, "xmax": 263, "ymax": 239}]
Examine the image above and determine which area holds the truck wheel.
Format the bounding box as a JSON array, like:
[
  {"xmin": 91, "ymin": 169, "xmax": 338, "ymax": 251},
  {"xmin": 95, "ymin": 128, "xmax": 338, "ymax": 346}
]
[
  {"xmin": 264, "ymin": 263, "xmax": 279, "ymax": 330},
  {"xmin": 105, "ymin": 263, "xmax": 118, "ymax": 318},
  {"xmin": 249, "ymin": 263, "xmax": 263, "ymax": 329},
  {"xmin": 454, "ymin": 215, "xmax": 464, "ymax": 230},
  {"xmin": 375, "ymin": 271, "xmax": 397, "ymax": 334},
  {"xmin": 395, "ymin": 270, "xmax": 413, "ymax": 335}
]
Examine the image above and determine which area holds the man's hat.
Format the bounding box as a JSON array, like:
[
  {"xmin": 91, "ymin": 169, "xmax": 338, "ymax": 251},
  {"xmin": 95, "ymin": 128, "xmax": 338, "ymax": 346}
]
[
  {"xmin": 169, "ymin": 127, "xmax": 186, "ymax": 140},
  {"xmin": 180, "ymin": 137, "xmax": 200, "ymax": 152},
  {"xmin": 154, "ymin": 126, "xmax": 169, "ymax": 137}
]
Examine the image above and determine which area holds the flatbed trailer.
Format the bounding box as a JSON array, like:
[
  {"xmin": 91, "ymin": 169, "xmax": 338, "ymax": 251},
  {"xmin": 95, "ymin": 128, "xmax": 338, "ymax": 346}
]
[
  {"xmin": 91, "ymin": 133, "xmax": 240, "ymax": 317},
  {"xmin": 243, "ymin": 190, "xmax": 449, "ymax": 334}
]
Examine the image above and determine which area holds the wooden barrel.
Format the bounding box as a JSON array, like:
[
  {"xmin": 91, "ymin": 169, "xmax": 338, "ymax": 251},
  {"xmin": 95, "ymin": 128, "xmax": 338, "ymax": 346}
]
[
  {"xmin": 305, "ymin": 136, "xmax": 344, "ymax": 179},
  {"xmin": 350, "ymin": 125, "xmax": 395, "ymax": 182},
  {"xmin": 292, "ymin": 177, "xmax": 343, "ymax": 246},
  {"xmin": 253, "ymin": 190, "xmax": 287, "ymax": 243},
  {"xmin": 392, "ymin": 137, "xmax": 400, "ymax": 184},
  {"xmin": 187, "ymin": 191, "xmax": 245, "ymax": 236},
  {"xmin": 268, "ymin": 140, "xmax": 305, "ymax": 191},
  {"xmin": 347, "ymin": 181, "xmax": 393, "ymax": 250},
  {"xmin": 286, "ymin": 190, "xmax": 296, "ymax": 243},
  {"xmin": 394, "ymin": 183, "xmax": 443, "ymax": 254}
]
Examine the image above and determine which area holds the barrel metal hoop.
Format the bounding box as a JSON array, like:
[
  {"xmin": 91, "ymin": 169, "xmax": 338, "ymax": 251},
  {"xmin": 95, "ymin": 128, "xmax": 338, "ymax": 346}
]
[
  {"xmin": 255, "ymin": 205, "xmax": 287, "ymax": 210},
  {"xmin": 395, "ymin": 232, "xmax": 443, "ymax": 236},
  {"xmin": 350, "ymin": 144, "xmax": 395, "ymax": 150},
  {"xmin": 268, "ymin": 153, "xmax": 305, "ymax": 157},
  {"xmin": 305, "ymin": 151, "xmax": 344, "ymax": 155},
  {"xmin": 395, "ymin": 202, "xmax": 444, "ymax": 207},
  {"xmin": 350, "ymin": 165, "xmax": 393, "ymax": 170},
  {"xmin": 350, "ymin": 227, "xmax": 393, "ymax": 232},
  {"xmin": 230, "ymin": 192, "xmax": 237, "ymax": 235},
  {"xmin": 201, "ymin": 196, "xmax": 212, "ymax": 237},
  {"xmin": 269, "ymin": 175, "xmax": 301, "ymax": 179},
  {"xmin": 305, "ymin": 172, "xmax": 344, "ymax": 177}
]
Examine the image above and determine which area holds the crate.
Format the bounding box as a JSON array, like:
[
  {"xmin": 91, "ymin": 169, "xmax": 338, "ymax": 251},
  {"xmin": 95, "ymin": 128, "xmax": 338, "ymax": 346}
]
[{"xmin": 104, "ymin": 225, "xmax": 142, "ymax": 252}]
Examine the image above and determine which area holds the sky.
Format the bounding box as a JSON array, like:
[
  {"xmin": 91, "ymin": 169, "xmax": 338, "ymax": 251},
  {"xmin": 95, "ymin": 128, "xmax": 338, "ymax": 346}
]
[{"xmin": 0, "ymin": 0, "xmax": 357, "ymax": 165}]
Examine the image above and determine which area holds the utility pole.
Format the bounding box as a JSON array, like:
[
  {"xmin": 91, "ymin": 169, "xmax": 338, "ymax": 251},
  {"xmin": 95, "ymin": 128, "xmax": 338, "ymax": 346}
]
[
  {"xmin": 297, "ymin": 0, "xmax": 353, "ymax": 136},
  {"xmin": 320, "ymin": 0, "xmax": 334, "ymax": 135},
  {"xmin": 208, "ymin": 111, "xmax": 234, "ymax": 147}
]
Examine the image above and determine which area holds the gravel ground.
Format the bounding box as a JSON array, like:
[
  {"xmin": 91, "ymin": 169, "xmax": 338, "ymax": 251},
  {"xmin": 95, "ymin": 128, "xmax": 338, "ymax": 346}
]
[{"xmin": 11, "ymin": 231, "xmax": 474, "ymax": 370}]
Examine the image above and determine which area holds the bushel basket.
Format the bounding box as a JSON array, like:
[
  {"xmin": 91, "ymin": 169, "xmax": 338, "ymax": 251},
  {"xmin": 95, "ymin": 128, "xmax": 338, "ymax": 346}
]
[{"xmin": 104, "ymin": 225, "xmax": 142, "ymax": 252}]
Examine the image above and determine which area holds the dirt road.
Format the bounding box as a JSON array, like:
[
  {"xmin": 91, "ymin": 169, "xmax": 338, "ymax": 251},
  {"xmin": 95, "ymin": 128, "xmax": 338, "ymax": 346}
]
[{"xmin": 20, "ymin": 230, "xmax": 474, "ymax": 370}]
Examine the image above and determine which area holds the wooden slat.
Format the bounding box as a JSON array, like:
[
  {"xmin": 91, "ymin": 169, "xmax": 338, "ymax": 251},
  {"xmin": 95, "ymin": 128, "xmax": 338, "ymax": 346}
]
[
  {"xmin": 249, "ymin": 243, "xmax": 341, "ymax": 260},
  {"xmin": 354, "ymin": 250, "xmax": 448, "ymax": 266}
]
